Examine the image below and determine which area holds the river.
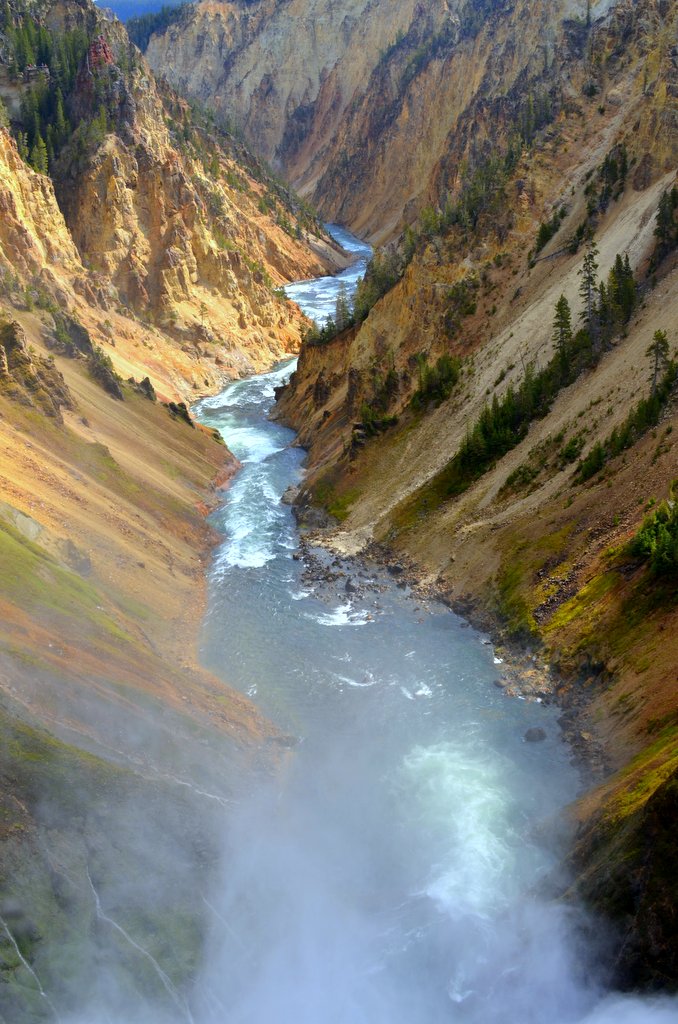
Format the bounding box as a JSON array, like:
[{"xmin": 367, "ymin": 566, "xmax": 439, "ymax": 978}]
[{"xmin": 189, "ymin": 228, "xmax": 678, "ymax": 1023}]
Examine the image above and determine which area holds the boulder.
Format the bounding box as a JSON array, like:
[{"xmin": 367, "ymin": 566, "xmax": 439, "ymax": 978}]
[{"xmin": 524, "ymin": 727, "xmax": 546, "ymax": 743}]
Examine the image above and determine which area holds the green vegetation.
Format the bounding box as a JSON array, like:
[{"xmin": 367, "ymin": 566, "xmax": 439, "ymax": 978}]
[
  {"xmin": 0, "ymin": 702, "xmax": 214, "ymax": 1011},
  {"xmin": 585, "ymin": 143, "xmax": 628, "ymax": 216},
  {"xmin": 496, "ymin": 555, "xmax": 538, "ymax": 641},
  {"xmin": 2, "ymin": 4, "xmax": 97, "ymax": 173},
  {"xmin": 161, "ymin": 90, "xmax": 324, "ymax": 246},
  {"xmin": 0, "ymin": 517, "xmax": 132, "ymax": 643},
  {"xmin": 352, "ymin": 361, "xmax": 400, "ymax": 444},
  {"xmin": 534, "ymin": 206, "xmax": 567, "ymax": 254},
  {"xmin": 576, "ymin": 244, "xmax": 636, "ymax": 358},
  {"xmin": 629, "ymin": 481, "xmax": 678, "ymax": 578},
  {"xmin": 3, "ymin": 2, "xmax": 89, "ymax": 86},
  {"xmin": 352, "ymin": 249, "xmax": 403, "ymax": 323},
  {"xmin": 558, "ymin": 432, "xmax": 585, "ymax": 465},
  {"xmin": 304, "ymin": 60, "xmax": 559, "ymax": 337},
  {"xmin": 649, "ymin": 186, "xmax": 678, "ymax": 272},
  {"xmin": 495, "ymin": 525, "xmax": 575, "ymax": 640},
  {"xmin": 576, "ymin": 357, "xmax": 677, "ymax": 483},
  {"xmin": 312, "ymin": 478, "xmax": 361, "ymax": 522},
  {"xmin": 499, "ymin": 430, "xmax": 580, "ymax": 496},
  {"xmin": 567, "ymin": 144, "xmax": 629, "ymax": 254},
  {"xmin": 400, "ymin": 20, "xmax": 456, "ymax": 88},
  {"xmin": 356, "ymin": 402, "xmax": 398, "ymax": 438},
  {"xmin": 443, "ymin": 275, "xmax": 478, "ymax": 337},
  {"xmin": 126, "ymin": 3, "xmax": 191, "ymax": 52},
  {"xmin": 411, "ymin": 353, "xmax": 461, "ymax": 410},
  {"xmin": 393, "ymin": 247, "xmax": 643, "ymax": 525},
  {"xmin": 88, "ymin": 345, "xmax": 124, "ymax": 399}
]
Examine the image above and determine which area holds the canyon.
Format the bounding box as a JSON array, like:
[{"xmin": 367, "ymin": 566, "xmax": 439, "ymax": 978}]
[{"xmin": 0, "ymin": 0, "xmax": 676, "ymax": 1017}]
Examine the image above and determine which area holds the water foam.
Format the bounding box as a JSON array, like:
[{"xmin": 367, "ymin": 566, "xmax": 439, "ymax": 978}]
[
  {"xmin": 398, "ymin": 742, "xmax": 517, "ymax": 918},
  {"xmin": 304, "ymin": 602, "xmax": 372, "ymax": 627}
]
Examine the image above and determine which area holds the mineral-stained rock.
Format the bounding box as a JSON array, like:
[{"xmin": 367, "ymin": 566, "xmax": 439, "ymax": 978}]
[{"xmin": 0, "ymin": 321, "xmax": 74, "ymax": 419}]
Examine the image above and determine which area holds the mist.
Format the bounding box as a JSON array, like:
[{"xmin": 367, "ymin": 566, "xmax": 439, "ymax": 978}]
[{"xmin": 57, "ymin": 732, "xmax": 678, "ymax": 1024}]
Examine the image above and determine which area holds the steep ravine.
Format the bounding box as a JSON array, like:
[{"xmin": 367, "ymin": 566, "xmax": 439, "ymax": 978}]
[
  {"xmin": 0, "ymin": 306, "xmax": 282, "ymax": 1019},
  {"xmin": 278, "ymin": 230, "xmax": 678, "ymax": 989},
  {"xmin": 0, "ymin": 0, "xmax": 336, "ymax": 1007},
  {"xmin": 143, "ymin": 0, "xmax": 672, "ymax": 242}
]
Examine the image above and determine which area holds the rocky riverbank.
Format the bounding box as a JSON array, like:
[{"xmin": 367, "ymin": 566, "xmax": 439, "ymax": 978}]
[{"xmin": 288, "ymin": 517, "xmax": 609, "ymax": 787}]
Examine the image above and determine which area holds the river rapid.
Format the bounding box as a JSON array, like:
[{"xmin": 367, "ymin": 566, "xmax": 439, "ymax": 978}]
[{"xmin": 189, "ymin": 227, "xmax": 678, "ymax": 1024}]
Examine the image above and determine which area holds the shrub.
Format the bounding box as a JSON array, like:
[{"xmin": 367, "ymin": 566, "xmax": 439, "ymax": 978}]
[
  {"xmin": 411, "ymin": 353, "xmax": 460, "ymax": 409},
  {"xmin": 629, "ymin": 482, "xmax": 678, "ymax": 576}
]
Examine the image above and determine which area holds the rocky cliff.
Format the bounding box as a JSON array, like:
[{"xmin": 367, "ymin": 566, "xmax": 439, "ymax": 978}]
[
  {"xmin": 0, "ymin": 0, "xmax": 343, "ymax": 400},
  {"xmin": 144, "ymin": 0, "xmax": 666, "ymax": 242},
  {"xmin": 144, "ymin": 0, "xmax": 442, "ymax": 231}
]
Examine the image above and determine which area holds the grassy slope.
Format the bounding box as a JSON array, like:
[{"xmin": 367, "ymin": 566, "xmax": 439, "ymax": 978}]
[{"xmin": 0, "ymin": 704, "xmax": 223, "ymax": 1020}]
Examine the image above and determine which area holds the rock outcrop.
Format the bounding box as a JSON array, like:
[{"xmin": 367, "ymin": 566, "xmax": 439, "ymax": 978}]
[{"xmin": 0, "ymin": 318, "xmax": 74, "ymax": 417}]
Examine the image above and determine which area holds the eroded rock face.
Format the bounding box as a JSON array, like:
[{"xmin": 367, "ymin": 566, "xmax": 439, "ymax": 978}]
[
  {"xmin": 0, "ymin": 321, "xmax": 74, "ymax": 418},
  {"xmin": 0, "ymin": 0, "xmax": 334, "ymax": 401},
  {"xmin": 145, "ymin": 0, "xmax": 449, "ymax": 222},
  {"xmin": 0, "ymin": 130, "xmax": 82, "ymax": 285},
  {"xmin": 146, "ymin": 0, "xmax": 678, "ymax": 241},
  {"xmin": 51, "ymin": 42, "xmax": 316, "ymax": 370}
]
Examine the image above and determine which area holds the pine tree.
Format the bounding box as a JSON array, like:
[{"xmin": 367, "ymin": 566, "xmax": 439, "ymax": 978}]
[
  {"xmin": 335, "ymin": 282, "xmax": 350, "ymax": 331},
  {"xmin": 653, "ymin": 188, "xmax": 678, "ymax": 262},
  {"xmin": 16, "ymin": 131, "xmax": 29, "ymax": 161},
  {"xmin": 36, "ymin": 25, "xmax": 51, "ymax": 67},
  {"xmin": 647, "ymin": 330, "xmax": 669, "ymax": 397},
  {"xmin": 552, "ymin": 294, "xmax": 572, "ymax": 374},
  {"xmin": 29, "ymin": 133, "xmax": 48, "ymax": 174},
  {"xmin": 32, "ymin": 109, "xmax": 42, "ymax": 149},
  {"xmin": 578, "ymin": 241, "xmax": 599, "ymax": 352},
  {"xmin": 46, "ymin": 123, "xmax": 55, "ymax": 164},
  {"xmin": 55, "ymin": 88, "xmax": 68, "ymax": 146},
  {"xmin": 598, "ymin": 252, "xmax": 636, "ymax": 340}
]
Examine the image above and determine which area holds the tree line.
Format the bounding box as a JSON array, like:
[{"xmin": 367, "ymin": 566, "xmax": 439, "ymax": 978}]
[{"xmin": 576, "ymin": 331, "xmax": 676, "ymax": 483}]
